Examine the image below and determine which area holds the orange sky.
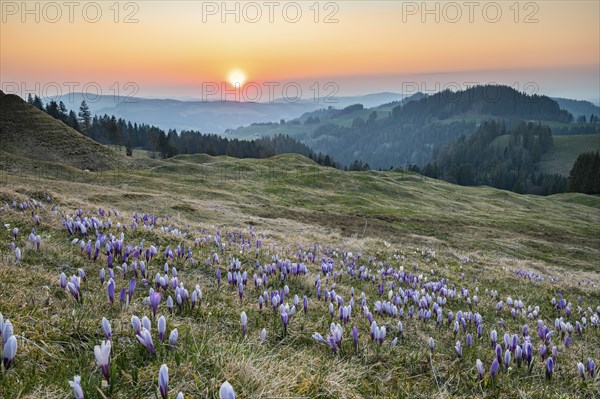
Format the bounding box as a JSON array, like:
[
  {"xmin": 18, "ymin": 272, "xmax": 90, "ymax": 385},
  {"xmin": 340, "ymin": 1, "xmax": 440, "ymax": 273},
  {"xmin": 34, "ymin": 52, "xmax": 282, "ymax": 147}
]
[{"xmin": 1, "ymin": 1, "xmax": 599, "ymax": 100}]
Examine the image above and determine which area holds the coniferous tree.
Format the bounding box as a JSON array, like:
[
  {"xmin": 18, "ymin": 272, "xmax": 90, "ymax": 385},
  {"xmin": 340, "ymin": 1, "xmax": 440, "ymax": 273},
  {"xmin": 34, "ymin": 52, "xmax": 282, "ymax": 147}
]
[{"xmin": 78, "ymin": 101, "xmax": 92, "ymax": 132}]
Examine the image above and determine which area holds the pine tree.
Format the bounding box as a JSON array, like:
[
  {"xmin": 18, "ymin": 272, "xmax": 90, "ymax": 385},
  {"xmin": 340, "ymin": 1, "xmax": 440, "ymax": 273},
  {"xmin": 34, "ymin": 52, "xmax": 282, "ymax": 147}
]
[
  {"xmin": 32, "ymin": 95, "xmax": 44, "ymax": 110},
  {"xmin": 78, "ymin": 101, "xmax": 92, "ymax": 132},
  {"xmin": 58, "ymin": 101, "xmax": 68, "ymax": 123}
]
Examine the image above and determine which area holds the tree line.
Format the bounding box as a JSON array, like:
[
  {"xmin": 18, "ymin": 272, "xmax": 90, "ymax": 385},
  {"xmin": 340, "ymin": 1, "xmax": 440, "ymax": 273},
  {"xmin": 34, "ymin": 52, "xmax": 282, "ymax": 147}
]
[
  {"xmin": 411, "ymin": 121, "xmax": 568, "ymax": 195},
  {"xmin": 27, "ymin": 95, "xmax": 350, "ymax": 168}
]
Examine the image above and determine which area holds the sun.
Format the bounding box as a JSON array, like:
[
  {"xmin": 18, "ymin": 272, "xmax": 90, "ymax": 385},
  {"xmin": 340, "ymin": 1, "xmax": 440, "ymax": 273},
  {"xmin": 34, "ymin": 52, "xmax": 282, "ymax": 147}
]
[{"xmin": 228, "ymin": 69, "xmax": 246, "ymax": 87}]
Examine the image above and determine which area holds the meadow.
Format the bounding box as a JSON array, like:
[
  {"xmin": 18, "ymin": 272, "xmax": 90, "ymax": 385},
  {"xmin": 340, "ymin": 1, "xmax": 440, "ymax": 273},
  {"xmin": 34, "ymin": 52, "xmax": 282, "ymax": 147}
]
[{"xmin": 1, "ymin": 153, "xmax": 599, "ymax": 398}]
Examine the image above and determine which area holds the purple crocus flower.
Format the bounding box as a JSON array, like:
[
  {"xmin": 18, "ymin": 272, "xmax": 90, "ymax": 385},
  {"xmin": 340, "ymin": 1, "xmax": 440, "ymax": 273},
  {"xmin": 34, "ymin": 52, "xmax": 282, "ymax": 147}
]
[
  {"xmin": 136, "ymin": 328, "xmax": 156, "ymax": 355},
  {"xmin": 107, "ymin": 279, "xmax": 115, "ymax": 304},
  {"xmin": 102, "ymin": 317, "xmax": 112, "ymax": 340},
  {"xmin": 455, "ymin": 341, "xmax": 462, "ymax": 360},
  {"xmin": 68, "ymin": 375, "xmax": 84, "ymax": 399},
  {"xmin": 67, "ymin": 276, "xmax": 81, "ymax": 302},
  {"xmin": 352, "ymin": 326, "xmax": 359, "ymax": 350},
  {"xmin": 158, "ymin": 364, "xmax": 169, "ymax": 399},
  {"xmin": 524, "ymin": 342, "xmax": 534, "ymax": 368},
  {"xmin": 142, "ymin": 316, "xmax": 151, "ymax": 331},
  {"xmin": 586, "ymin": 358, "xmax": 595, "ymax": 378},
  {"xmin": 169, "ymin": 329, "xmax": 178, "ymax": 350},
  {"xmin": 94, "ymin": 340, "xmax": 111, "ymax": 382},
  {"xmin": 546, "ymin": 357, "xmax": 554, "ymax": 380},
  {"xmin": 129, "ymin": 278, "xmax": 136, "ymax": 302},
  {"xmin": 120, "ymin": 288, "xmax": 126, "ymax": 306},
  {"xmin": 241, "ymin": 312, "xmax": 248, "ymax": 336},
  {"xmin": 100, "ymin": 269, "xmax": 106, "ymax": 285},
  {"xmin": 219, "ymin": 380, "xmax": 236, "ymax": 399},
  {"xmin": 303, "ymin": 295, "xmax": 308, "ymax": 314},
  {"xmin": 60, "ymin": 272, "xmax": 67, "ymax": 289},
  {"xmin": 78, "ymin": 268, "xmax": 86, "ymax": 283},
  {"xmin": 476, "ymin": 359, "xmax": 484, "ymax": 381},
  {"xmin": 158, "ymin": 316, "xmax": 166, "ymax": 342},
  {"xmin": 131, "ymin": 315, "xmax": 142, "ymax": 335},
  {"xmin": 504, "ymin": 350, "xmax": 511, "ymax": 371},
  {"xmin": 429, "ymin": 337, "xmax": 434, "ymax": 353},
  {"xmin": 490, "ymin": 358, "xmax": 499, "ymax": 381},
  {"xmin": 577, "ymin": 362, "xmax": 586, "ymax": 380},
  {"xmin": 149, "ymin": 292, "xmax": 161, "ymax": 317},
  {"xmin": 2, "ymin": 334, "xmax": 17, "ymax": 370},
  {"xmin": 490, "ymin": 330, "xmax": 497, "ymax": 348},
  {"xmin": 260, "ymin": 328, "xmax": 267, "ymax": 342},
  {"xmin": 496, "ymin": 344, "xmax": 503, "ymax": 363}
]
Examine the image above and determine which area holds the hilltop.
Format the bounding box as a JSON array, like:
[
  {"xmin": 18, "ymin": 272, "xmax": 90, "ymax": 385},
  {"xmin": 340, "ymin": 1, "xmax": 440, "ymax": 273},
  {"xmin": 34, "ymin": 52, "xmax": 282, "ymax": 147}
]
[
  {"xmin": 0, "ymin": 90, "xmax": 122, "ymax": 171},
  {"xmin": 229, "ymin": 85, "xmax": 588, "ymax": 168}
]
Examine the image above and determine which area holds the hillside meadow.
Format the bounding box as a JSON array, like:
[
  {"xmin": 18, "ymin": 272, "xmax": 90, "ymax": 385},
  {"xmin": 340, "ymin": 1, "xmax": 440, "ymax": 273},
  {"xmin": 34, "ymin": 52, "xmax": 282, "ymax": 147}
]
[{"xmin": 0, "ymin": 153, "xmax": 599, "ymax": 398}]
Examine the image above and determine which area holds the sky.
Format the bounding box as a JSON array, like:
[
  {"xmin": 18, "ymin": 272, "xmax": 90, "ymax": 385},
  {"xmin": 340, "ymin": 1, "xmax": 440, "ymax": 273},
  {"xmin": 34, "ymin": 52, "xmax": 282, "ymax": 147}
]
[{"xmin": 1, "ymin": 1, "xmax": 599, "ymax": 102}]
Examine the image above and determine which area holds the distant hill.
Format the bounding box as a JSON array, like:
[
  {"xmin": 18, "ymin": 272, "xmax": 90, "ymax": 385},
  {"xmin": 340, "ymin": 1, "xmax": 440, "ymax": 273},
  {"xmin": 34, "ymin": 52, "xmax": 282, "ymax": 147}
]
[
  {"xmin": 227, "ymin": 92, "xmax": 426, "ymax": 141},
  {"xmin": 303, "ymin": 85, "xmax": 574, "ymax": 168},
  {"xmin": 551, "ymin": 97, "xmax": 600, "ymax": 120},
  {"xmin": 49, "ymin": 92, "xmax": 409, "ymax": 133},
  {"xmin": 425, "ymin": 121, "xmax": 569, "ymax": 195},
  {"xmin": 0, "ymin": 90, "xmax": 119, "ymax": 171}
]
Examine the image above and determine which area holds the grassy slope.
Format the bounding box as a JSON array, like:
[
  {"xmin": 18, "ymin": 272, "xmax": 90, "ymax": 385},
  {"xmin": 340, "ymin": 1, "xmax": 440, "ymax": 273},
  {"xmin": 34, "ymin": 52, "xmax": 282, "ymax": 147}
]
[
  {"xmin": 0, "ymin": 153, "xmax": 599, "ymax": 398},
  {"xmin": 540, "ymin": 134, "xmax": 600, "ymax": 176},
  {"xmin": 0, "ymin": 91, "xmax": 122, "ymax": 171}
]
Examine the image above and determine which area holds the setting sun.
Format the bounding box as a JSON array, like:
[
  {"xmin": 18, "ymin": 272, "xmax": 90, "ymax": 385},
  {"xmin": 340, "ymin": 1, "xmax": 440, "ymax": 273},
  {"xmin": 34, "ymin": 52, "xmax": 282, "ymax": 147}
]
[{"xmin": 228, "ymin": 70, "xmax": 246, "ymax": 87}]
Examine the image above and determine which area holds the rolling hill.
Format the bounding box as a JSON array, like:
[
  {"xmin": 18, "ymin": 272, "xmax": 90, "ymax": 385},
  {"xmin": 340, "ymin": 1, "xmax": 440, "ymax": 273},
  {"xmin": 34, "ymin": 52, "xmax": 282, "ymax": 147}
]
[
  {"xmin": 228, "ymin": 86, "xmax": 585, "ymax": 168},
  {"xmin": 0, "ymin": 90, "xmax": 121, "ymax": 171}
]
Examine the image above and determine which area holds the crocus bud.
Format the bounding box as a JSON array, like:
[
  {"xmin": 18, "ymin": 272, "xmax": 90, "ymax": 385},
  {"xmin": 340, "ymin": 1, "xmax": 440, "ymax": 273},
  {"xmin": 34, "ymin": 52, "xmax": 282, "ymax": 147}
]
[
  {"xmin": 102, "ymin": 317, "xmax": 112, "ymax": 340},
  {"xmin": 93, "ymin": 340, "xmax": 111, "ymax": 382},
  {"xmin": 2, "ymin": 334, "xmax": 17, "ymax": 370},
  {"xmin": 476, "ymin": 359, "xmax": 484, "ymax": 381},
  {"xmin": 241, "ymin": 312, "xmax": 248, "ymax": 336},
  {"xmin": 158, "ymin": 364, "xmax": 169, "ymax": 399},
  {"xmin": 158, "ymin": 316, "xmax": 166, "ymax": 342},
  {"xmin": 169, "ymin": 329, "xmax": 178, "ymax": 350},
  {"xmin": 68, "ymin": 375, "xmax": 84, "ymax": 399},
  {"xmin": 546, "ymin": 357, "xmax": 554, "ymax": 380},
  {"xmin": 219, "ymin": 380, "xmax": 235, "ymax": 399}
]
